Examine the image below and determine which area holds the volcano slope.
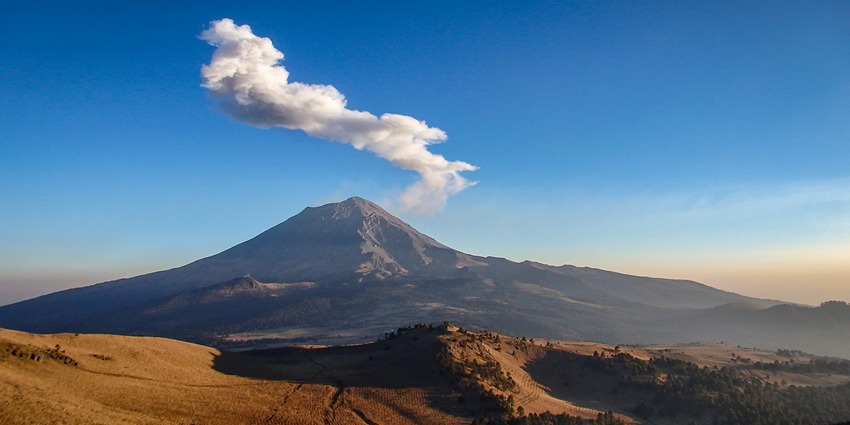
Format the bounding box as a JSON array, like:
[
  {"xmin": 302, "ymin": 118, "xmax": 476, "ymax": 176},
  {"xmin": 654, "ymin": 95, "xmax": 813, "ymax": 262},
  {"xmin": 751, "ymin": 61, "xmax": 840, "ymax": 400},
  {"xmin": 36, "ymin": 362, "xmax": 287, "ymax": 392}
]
[
  {"xmin": 1, "ymin": 197, "xmax": 847, "ymax": 358},
  {"xmin": 4, "ymin": 325, "xmax": 850, "ymax": 425}
]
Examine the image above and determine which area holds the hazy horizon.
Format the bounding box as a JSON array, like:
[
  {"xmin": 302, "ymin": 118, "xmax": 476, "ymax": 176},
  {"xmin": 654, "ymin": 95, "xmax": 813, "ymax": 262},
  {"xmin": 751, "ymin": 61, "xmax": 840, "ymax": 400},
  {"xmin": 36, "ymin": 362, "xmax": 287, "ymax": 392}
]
[
  {"xmin": 2, "ymin": 1, "xmax": 849, "ymax": 307},
  {"xmin": 0, "ymin": 194, "xmax": 846, "ymax": 307}
]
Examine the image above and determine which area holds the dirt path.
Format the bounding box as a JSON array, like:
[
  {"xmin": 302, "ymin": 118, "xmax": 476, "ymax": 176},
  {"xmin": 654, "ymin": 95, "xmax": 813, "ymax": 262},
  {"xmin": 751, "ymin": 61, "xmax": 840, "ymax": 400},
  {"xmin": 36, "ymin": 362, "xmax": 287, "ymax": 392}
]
[
  {"xmin": 323, "ymin": 385, "xmax": 346, "ymax": 425},
  {"xmin": 351, "ymin": 408, "xmax": 379, "ymax": 425},
  {"xmin": 299, "ymin": 351, "xmax": 350, "ymax": 425},
  {"xmin": 302, "ymin": 352, "xmax": 328, "ymax": 380}
]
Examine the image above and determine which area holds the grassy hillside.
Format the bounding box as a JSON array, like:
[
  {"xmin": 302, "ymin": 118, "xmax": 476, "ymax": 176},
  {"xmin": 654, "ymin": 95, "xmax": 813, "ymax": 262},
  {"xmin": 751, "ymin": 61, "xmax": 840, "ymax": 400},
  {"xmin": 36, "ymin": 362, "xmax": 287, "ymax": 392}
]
[
  {"xmin": 0, "ymin": 327, "xmax": 464, "ymax": 425},
  {"xmin": 3, "ymin": 325, "xmax": 850, "ymax": 424}
]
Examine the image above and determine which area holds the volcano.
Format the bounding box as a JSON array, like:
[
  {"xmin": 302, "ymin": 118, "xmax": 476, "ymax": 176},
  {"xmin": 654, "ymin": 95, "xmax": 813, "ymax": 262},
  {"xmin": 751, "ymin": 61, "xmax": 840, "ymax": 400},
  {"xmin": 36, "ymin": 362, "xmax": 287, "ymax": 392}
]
[{"xmin": 1, "ymin": 197, "xmax": 847, "ymax": 357}]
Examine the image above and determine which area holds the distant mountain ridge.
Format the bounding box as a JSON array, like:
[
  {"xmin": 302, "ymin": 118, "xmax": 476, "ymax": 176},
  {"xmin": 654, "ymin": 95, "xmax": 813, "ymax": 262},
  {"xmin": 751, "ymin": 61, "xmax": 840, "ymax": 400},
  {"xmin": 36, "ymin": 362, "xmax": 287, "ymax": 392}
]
[{"xmin": 1, "ymin": 197, "xmax": 847, "ymax": 358}]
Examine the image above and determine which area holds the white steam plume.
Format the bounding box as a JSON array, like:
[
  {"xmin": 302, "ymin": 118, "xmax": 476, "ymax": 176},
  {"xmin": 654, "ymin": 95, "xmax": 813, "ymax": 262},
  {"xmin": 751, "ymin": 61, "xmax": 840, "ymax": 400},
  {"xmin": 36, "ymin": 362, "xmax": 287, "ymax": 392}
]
[{"xmin": 199, "ymin": 19, "xmax": 477, "ymax": 214}]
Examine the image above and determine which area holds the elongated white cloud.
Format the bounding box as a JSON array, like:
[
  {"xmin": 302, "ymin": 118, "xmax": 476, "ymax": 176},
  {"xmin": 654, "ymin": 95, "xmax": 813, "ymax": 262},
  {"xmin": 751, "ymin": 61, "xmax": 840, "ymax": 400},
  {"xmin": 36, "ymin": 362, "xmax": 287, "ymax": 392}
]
[{"xmin": 199, "ymin": 19, "xmax": 477, "ymax": 214}]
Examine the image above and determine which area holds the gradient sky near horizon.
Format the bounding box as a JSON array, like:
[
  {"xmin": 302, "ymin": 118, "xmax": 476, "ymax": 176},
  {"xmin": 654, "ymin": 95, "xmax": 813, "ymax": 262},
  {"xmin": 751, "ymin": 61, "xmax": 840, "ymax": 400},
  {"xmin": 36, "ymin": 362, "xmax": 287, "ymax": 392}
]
[{"xmin": 1, "ymin": 1, "xmax": 849, "ymax": 306}]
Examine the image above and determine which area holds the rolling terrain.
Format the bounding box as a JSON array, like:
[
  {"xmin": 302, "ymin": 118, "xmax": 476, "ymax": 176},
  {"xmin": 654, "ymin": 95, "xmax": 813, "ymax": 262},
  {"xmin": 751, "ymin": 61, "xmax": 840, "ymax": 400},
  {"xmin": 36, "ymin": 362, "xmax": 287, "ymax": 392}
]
[
  {"xmin": 0, "ymin": 326, "xmax": 462, "ymax": 425},
  {"xmin": 0, "ymin": 197, "xmax": 848, "ymax": 358},
  {"xmin": 3, "ymin": 325, "xmax": 850, "ymax": 425}
]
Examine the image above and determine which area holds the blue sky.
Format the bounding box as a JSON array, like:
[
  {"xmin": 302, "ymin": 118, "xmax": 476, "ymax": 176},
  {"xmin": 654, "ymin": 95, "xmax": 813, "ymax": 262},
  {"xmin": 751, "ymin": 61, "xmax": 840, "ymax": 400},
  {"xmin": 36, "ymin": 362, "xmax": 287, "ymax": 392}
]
[{"xmin": 1, "ymin": 0, "xmax": 849, "ymax": 305}]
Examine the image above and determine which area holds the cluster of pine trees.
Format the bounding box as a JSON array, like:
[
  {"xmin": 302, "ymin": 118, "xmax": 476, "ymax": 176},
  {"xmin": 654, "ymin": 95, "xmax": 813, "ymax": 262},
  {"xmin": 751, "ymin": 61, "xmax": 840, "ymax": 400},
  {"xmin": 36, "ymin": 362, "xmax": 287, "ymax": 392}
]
[
  {"xmin": 751, "ymin": 357, "xmax": 850, "ymax": 375},
  {"xmin": 585, "ymin": 352, "xmax": 850, "ymax": 424},
  {"xmin": 471, "ymin": 410, "xmax": 625, "ymax": 425}
]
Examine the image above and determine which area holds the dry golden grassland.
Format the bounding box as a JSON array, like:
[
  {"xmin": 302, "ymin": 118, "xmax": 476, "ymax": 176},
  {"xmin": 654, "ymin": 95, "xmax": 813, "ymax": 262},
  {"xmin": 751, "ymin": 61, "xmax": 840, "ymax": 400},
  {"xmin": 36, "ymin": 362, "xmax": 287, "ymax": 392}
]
[
  {"xmin": 2, "ymin": 326, "xmax": 847, "ymax": 425},
  {"xmin": 439, "ymin": 330, "xmax": 637, "ymax": 423},
  {"xmin": 546, "ymin": 340, "xmax": 850, "ymax": 388},
  {"xmin": 437, "ymin": 331, "xmax": 850, "ymax": 425},
  {"xmin": 0, "ymin": 328, "xmax": 462, "ymax": 425}
]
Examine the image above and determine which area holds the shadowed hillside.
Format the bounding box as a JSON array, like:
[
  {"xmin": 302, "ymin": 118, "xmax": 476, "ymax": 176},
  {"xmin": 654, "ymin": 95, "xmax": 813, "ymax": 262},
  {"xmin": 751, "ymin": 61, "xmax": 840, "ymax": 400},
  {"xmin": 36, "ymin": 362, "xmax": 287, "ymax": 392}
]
[
  {"xmin": 4, "ymin": 325, "xmax": 850, "ymax": 425},
  {"xmin": 0, "ymin": 326, "xmax": 468, "ymax": 425}
]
